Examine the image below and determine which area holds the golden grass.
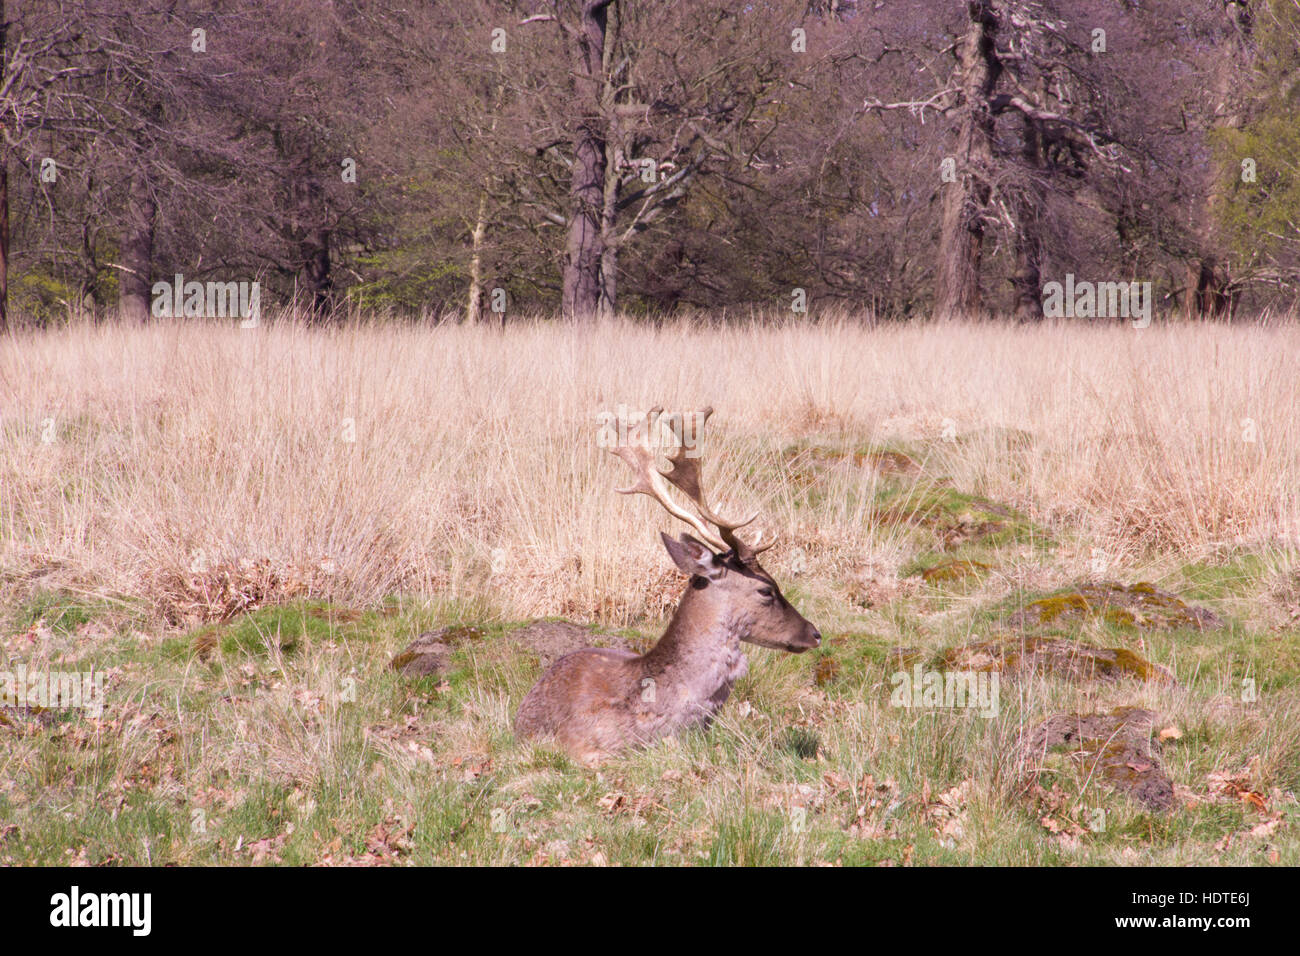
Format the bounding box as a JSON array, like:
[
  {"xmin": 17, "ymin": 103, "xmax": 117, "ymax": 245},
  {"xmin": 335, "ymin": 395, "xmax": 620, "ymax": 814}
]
[
  {"xmin": 1, "ymin": 314, "xmax": 1297, "ymax": 624},
  {"xmin": 3, "ymin": 314, "xmax": 1298, "ymax": 866}
]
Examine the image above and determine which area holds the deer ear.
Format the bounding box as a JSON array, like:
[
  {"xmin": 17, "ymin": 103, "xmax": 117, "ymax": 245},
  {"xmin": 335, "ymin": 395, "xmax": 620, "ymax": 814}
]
[{"xmin": 661, "ymin": 532, "xmax": 725, "ymax": 580}]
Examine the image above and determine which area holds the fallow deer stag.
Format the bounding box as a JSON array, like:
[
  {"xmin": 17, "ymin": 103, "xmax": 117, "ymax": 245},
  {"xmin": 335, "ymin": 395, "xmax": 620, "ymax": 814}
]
[{"xmin": 514, "ymin": 406, "xmax": 821, "ymax": 764}]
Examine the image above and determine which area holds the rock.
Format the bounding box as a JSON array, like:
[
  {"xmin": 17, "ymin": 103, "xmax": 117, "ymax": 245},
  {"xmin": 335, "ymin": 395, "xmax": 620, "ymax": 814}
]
[
  {"xmin": 846, "ymin": 567, "xmax": 906, "ymax": 608},
  {"xmin": 389, "ymin": 624, "xmax": 484, "ymax": 677},
  {"xmin": 879, "ymin": 490, "xmax": 1035, "ymax": 549},
  {"xmin": 1011, "ymin": 582, "xmax": 1222, "ymax": 631},
  {"xmin": 509, "ymin": 620, "xmax": 632, "ymax": 669},
  {"xmin": 393, "ymin": 620, "xmax": 635, "ymax": 676},
  {"xmin": 390, "ymin": 639, "xmax": 450, "ymax": 676},
  {"xmin": 856, "ymin": 449, "xmax": 921, "ymax": 477},
  {"xmin": 783, "ymin": 445, "xmax": 921, "ymax": 487},
  {"xmin": 918, "ymin": 559, "xmax": 990, "ymax": 583},
  {"xmin": 1022, "ymin": 707, "xmax": 1176, "ymax": 812},
  {"xmin": 939, "ymin": 635, "xmax": 1176, "ymax": 684}
]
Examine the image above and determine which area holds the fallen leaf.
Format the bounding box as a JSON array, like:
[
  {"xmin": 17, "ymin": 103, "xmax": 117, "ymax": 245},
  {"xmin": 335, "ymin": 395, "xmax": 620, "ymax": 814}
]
[
  {"xmin": 597, "ymin": 791, "xmax": 626, "ymax": 813},
  {"xmin": 1241, "ymin": 791, "xmax": 1268, "ymax": 813},
  {"xmin": 822, "ymin": 771, "xmax": 849, "ymax": 791}
]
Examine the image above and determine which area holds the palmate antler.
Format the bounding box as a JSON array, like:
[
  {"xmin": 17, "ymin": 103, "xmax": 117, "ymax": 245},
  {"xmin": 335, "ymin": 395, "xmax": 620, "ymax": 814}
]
[{"xmin": 609, "ymin": 405, "xmax": 774, "ymax": 561}]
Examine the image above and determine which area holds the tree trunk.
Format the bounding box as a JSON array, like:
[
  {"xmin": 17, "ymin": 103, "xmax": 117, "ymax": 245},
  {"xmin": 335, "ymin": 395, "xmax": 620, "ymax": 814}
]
[
  {"xmin": 467, "ymin": 191, "xmax": 488, "ymax": 322},
  {"xmin": 293, "ymin": 174, "xmax": 332, "ymax": 316},
  {"xmin": 1184, "ymin": 258, "xmax": 1232, "ymax": 320},
  {"xmin": 598, "ymin": 232, "xmax": 617, "ymax": 317},
  {"xmin": 563, "ymin": 128, "xmax": 604, "ymax": 318},
  {"xmin": 0, "ymin": 0, "xmax": 7, "ymax": 333},
  {"xmin": 0, "ymin": 162, "xmax": 8, "ymax": 332},
  {"xmin": 596, "ymin": 0, "xmax": 622, "ymax": 319},
  {"xmin": 561, "ymin": 1, "xmax": 613, "ymax": 319},
  {"xmin": 1012, "ymin": 115, "xmax": 1044, "ymax": 322},
  {"xmin": 301, "ymin": 227, "xmax": 332, "ymax": 313},
  {"xmin": 118, "ymin": 165, "xmax": 156, "ymax": 322},
  {"xmin": 935, "ymin": 1, "xmax": 1001, "ymax": 321},
  {"xmin": 598, "ymin": 129, "xmax": 621, "ymax": 317},
  {"xmin": 1185, "ymin": 2, "xmax": 1251, "ymax": 319}
]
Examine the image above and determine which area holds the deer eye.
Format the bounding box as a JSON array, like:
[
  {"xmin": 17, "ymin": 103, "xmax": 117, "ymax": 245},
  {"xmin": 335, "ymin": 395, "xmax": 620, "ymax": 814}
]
[{"xmin": 757, "ymin": 586, "xmax": 774, "ymax": 599}]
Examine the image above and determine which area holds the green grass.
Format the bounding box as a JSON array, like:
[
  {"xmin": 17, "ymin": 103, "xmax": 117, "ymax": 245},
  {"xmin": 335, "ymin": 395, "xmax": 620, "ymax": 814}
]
[
  {"xmin": 11, "ymin": 590, "xmax": 137, "ymax": 638},
  {"xmin": 2, "ymin": 461, "xmax": 1297, "ymax": 866}
]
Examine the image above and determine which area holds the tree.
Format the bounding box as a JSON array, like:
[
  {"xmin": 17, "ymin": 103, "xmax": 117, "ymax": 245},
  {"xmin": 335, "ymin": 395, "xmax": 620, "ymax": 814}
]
[
  {"xmin": 407, "ymin": 0, "xmax": 805, "ymax": 318},
  {"xmin": 1214, "ymin": 0, "xmax": 1300, "ymax": 311}
]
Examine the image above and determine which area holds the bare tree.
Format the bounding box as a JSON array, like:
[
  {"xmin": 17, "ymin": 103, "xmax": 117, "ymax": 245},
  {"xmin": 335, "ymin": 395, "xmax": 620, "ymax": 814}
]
[
  {"xmin": 410, "ymin": 0, "xmax": 807, "ymax": 318},
  {"xmin": 859, "ymin": 1, "xmax": 1136, "ymax": 319},
  {"xmin": 8, "ymin": 0, "xmax": 1298, "ymax": 322}
]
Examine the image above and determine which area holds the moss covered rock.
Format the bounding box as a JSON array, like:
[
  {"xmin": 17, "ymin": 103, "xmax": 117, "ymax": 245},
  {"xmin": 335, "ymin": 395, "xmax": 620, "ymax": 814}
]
[
  {"xmin": 389, "ymin": 624, "xmax": 485, "ymax": 676},
  {"xmin": 918, "ymin": 559, "xmax": 991, "ymax": 583},
  {"xmin": 508, "ymin": 619, "xmax": 634, "ymax": 669},
  {"xmin": 939, "ymin": 635, "xmax": 1175, "ymax": 684},
  {"xmin": 855, "ymin": 449, "xmax": 921, "ymax": 477},
  {"xmin": 1011, "ymin": 582, "xmax": 1222, "ymax": 632},
  {"xmin": 1022, "ymin": 707, "xmax": 1176, "ymax": 812},
  {"xmin": 878, "ymin": 488, "xmax": 1041, "ymax": 550},
  {"xmin": 781, "ymin": 443, "xmax": 922, "ymax": 491}
]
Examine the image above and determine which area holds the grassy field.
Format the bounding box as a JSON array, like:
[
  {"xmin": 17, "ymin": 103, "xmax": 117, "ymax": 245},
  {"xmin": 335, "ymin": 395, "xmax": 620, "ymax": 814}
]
[{"xmin": 1, "ymin": 314, "xmax": 1298, "ymax": 865}]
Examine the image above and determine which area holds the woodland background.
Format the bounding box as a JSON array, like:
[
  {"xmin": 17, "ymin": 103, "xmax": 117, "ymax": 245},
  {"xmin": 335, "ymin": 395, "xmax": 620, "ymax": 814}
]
[{"xmin": 2, "ymin": 0, "xmax": 1299, "ymax": 326}]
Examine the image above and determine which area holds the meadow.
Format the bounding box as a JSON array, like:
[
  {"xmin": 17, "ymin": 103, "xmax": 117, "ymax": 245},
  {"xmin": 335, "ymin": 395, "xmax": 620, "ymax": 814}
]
[{"xmin": 1, "ymin": 314, "xmax": 1297, "ymax": 865}]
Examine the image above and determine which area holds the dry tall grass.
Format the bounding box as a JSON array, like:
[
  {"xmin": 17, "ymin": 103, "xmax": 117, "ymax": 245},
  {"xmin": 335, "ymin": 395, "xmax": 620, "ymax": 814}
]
[{"xmin": 2, "ymin": 314, "xmax": 1297, "ymax": 625}]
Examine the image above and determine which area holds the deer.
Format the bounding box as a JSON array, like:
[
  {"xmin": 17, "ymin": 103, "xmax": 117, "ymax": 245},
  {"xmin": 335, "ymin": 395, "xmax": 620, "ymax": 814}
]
[{"xmin": 514, "ymin": 406, "xmax": 821, "ymax": 765}]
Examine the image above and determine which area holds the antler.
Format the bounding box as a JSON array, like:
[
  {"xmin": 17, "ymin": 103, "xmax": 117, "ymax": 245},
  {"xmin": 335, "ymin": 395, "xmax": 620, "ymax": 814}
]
[{"xmin": 609, "ymin": 405, "xmax": 774, "ymax": 561}]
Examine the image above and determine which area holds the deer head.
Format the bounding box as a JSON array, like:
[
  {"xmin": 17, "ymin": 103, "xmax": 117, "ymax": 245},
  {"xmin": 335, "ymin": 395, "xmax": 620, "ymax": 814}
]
[{"xmin": 610, "ymin": 406, "xmax": 821, "ymax": 654}]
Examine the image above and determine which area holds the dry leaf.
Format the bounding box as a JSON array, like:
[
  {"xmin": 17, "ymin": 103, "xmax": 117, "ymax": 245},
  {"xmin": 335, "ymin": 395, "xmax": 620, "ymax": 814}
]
[
  {"xmin": 1241, "ymin": 791, "xmax": 1268, "ymax": 813},
  {"xmin": 822, "ymin": 771, "xmax": 849, "ymax": 791}
]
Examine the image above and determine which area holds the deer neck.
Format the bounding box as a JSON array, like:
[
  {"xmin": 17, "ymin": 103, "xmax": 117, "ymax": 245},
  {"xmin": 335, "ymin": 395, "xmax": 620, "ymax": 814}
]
[{"xmin": 640, "ymin": 583, "xmax": 748, "ymax": 698}]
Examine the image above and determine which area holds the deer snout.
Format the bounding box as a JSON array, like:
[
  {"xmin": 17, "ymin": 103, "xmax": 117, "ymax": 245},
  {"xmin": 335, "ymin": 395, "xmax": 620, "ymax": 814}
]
[{"xmin": 790, "ymin": 622, "xmax": 821, "ymax": 652}]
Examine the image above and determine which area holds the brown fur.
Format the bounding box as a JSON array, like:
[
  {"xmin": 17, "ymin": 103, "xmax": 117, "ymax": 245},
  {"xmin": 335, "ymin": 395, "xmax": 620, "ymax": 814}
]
[{"xmin": 515, "ymin": 534, "xmax": 820, "ymax": 764}]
